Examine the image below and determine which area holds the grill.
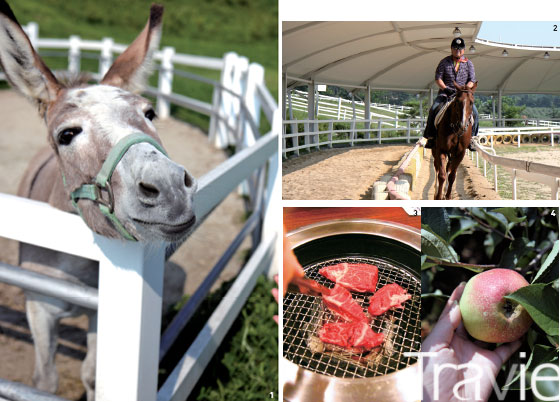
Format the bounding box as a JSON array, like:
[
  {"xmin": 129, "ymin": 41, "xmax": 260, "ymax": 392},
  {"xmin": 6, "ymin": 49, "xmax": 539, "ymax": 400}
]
[
  {"xmin": 284, "ymin": 256, "xmax": 420, "ymax": 378},
  {"xmin": 282, "ymin": 219, "xmax": 421, "ymax": 402}
]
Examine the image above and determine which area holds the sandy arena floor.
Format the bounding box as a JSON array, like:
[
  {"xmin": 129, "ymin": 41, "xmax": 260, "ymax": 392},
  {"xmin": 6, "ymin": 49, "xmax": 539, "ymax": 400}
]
[{"xmin": 282, "ymin": 144, "xmax": 500, "ymax": 200}]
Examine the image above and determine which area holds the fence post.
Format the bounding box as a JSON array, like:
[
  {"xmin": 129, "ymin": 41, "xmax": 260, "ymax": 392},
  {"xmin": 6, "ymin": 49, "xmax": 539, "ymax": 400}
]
[
  {"xmin": 210, "ymin": 53, "xmax": 236, "ymax": 148},
  {"xmin": 242, "ymin": 63, "xmax": 264, "ymax": 150},
  {"xmin": 304, "ymin": 122, "xmax": 310, "ymax": 153},
  {"xmin": 99, "ymin": 37, "xmax": 114, "ymax": 78},
  {"xmin": 512, "ymin": 169, "xmax": 517, "ymax": 200},
  {"xmin": 406, "ymin": 119, "xmax": 411, "ymax": 143},
  {"xmin": 156, "ymin": 46, "xmax": 175, "ymax": 120},
  {"xmin": 95, "ymin": 239, "xmax": 165, "ymax": 400},
  {"xmin": 337, "ymin": 97, "xmax": 342, "ymax": 119},
  {"xmin": 494, "ymin": 164, "xmax": 498, "ymax": 191},
  {"xmin": 68, "ymin": 35, "xmax": 81, "ymax": 74},
  {"xmin": 25, "ymin": 22, "xmax": 39, "ymax": 49},
  {"xmin": 328, "ymin": 121, "xmax": 333, "ymax": 148},
  {"xmin": 378, "ymin": 120, "xmax": 382, "ymax": 144}
]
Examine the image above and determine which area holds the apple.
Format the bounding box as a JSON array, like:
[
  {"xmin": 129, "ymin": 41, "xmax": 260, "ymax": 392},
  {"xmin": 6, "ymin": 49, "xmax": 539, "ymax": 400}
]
[{"xmin": 459, "ymin": 268, "xmax": 533, "ymax": 343}]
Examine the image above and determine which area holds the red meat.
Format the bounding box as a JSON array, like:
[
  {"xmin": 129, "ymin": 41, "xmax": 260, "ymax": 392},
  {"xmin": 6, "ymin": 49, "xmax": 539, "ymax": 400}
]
[
  {"xmin": 319, "ymin": 262, "xmax": 379, "ymax": 293},
  {"xmin": 322, "ymin": 284, "xmax": 368, "ymax": 323},
  {"xmin": 368, "ymin": 283, "xmax": 411, "ymax": 316},
  {"xmin": 319, "ymin": 321, "xmax": 384, "ymax": 351}
]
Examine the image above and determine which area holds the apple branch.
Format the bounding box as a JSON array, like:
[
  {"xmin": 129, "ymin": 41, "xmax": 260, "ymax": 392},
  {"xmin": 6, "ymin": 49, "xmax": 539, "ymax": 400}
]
[{"xmin": 425, "ymin": 256, "xmax": 497, "ymax": 273}]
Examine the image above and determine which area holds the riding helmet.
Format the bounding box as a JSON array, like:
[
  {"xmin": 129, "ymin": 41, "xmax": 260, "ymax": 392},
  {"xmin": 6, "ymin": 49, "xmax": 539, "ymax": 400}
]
[{"xmin": 451, "ymin": 37, "xmax": 466, "ymax": 49}]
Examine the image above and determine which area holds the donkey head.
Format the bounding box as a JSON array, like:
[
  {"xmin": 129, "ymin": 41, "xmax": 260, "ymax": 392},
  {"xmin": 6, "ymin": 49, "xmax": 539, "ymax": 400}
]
[
  {"xmin": 0, "ymin": 1, "xmax": 197, "ymax": 242},
  {"xmin": 452, "ymin": 80, "xmax": 478, "ymax": 133}
]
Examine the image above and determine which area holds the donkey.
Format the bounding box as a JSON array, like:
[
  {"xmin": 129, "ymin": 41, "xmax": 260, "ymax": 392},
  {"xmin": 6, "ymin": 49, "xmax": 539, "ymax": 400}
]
[
  {"xmin": 0, "ymin": 1, "xmax": 196, "ymax": 398},
  {"xmin": 432, "ymin": 81, "xmax": 478, "ymax": 200}
]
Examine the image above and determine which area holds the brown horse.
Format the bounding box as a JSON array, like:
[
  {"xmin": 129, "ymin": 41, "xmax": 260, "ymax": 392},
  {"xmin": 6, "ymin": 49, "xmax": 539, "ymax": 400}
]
[{"xmin": 433, "ymin": 81, "xmax": 478, "ymax": 200}]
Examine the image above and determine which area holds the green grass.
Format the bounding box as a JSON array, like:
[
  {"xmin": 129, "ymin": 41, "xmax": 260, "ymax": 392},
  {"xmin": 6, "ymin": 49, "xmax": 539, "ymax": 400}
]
[
  {"xmin": 163, "ymin": 275, "xmax": 278, "ymax": 401},
  {"xmin": 8, "ymin": 0, "xmax": 278, "ymax": 132}
]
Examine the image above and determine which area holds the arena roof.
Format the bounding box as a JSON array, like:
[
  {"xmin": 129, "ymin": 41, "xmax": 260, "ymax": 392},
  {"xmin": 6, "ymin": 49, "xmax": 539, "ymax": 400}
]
[{"xmin": 283, "ymin": 22, "xmax": 560, "ymax": 95}]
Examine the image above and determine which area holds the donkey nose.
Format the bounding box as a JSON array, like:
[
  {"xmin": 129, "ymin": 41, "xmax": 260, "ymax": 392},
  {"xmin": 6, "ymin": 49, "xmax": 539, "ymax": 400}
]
[
  {"xmin": 184, "ymin": 170, "xmax": 194, "ymax": 188},
  {"xmin": 138, "ymin": 181, "xmax": 160, "ymax": 201}
]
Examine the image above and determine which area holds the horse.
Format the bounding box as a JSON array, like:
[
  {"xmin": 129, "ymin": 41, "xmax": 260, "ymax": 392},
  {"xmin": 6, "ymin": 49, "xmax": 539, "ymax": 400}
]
[
  {"xmin": 0, "ymin": 2, "xmax": 197, "ymax": 399},
  {"xmin": 432, "ymin": 81, "xmax": 478, "ymax": 200}
]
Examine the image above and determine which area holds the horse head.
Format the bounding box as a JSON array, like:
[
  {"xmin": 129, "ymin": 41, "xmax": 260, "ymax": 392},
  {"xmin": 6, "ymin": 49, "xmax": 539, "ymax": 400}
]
[{"xmin": 451, "ymin": 81, "xmax": 478, "ymax": 134}]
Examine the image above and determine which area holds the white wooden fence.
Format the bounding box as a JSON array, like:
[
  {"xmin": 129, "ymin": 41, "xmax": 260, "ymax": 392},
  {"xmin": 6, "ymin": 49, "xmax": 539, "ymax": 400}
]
[
  {"xmin": 472, "ymin": 129, "xmax": 560, "ymax": 200},
  {"xmin": 282, "ymin": 117, "xmax": 424, "ymax": 157},
  {"xmin": 0, "ymin": 22, "xmax": 279, "ymax": 400}
]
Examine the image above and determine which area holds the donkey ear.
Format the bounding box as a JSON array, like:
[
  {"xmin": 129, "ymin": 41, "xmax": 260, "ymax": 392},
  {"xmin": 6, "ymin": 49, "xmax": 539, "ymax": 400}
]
[
  {"xmin": 0, "ymin": 0, "xmax": 61, "ymax": 109},
  {"xmin": 100, "ymin": 4, "xmax": 163, "ymax": 93}
]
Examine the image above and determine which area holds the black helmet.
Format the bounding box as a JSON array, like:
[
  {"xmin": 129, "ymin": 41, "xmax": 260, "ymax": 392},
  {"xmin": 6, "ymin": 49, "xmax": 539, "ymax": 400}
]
[{"xmin": 451, "ymin": 37, "xmax": 466, "ymax": 49}]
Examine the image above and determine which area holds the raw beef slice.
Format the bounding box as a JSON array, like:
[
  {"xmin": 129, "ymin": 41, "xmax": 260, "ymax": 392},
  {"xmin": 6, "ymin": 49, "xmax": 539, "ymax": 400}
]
[
  {"xmin": 322, "ymin": 284, "xmax": 368, "ymax": 323},
  {"xmin": 319, "ymin": 321, "xmax": 384, "ymax": 351},
  {"xmin": 368, "ymin": 283, "xmax": 411, "ymax": 316},
  {"xmin": 319, "ymin": 262, "xmax": 378, "ymax": 293}
]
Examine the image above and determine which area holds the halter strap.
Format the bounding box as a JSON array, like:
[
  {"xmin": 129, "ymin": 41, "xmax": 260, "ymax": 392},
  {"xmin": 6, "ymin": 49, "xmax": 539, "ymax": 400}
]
[{"xmin": 69, "ymin": 133, "xmax": 168, "ymax": 241}]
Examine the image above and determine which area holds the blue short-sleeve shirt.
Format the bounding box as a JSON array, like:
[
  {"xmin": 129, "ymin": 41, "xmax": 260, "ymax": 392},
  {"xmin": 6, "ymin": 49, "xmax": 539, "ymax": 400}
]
[{"xmin": 435, "ymin": 55, "xmax": 476, "ymax": 94}]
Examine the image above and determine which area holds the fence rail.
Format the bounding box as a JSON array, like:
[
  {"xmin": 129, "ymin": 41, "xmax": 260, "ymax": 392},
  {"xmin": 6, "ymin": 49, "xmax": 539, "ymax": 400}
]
[
  {"xmin": 473, "ymin": 130, "xmax": 560, "ymax": 200},
  {"xmin": 0, "ymin": 22, "xmax": 278, "ymax": 401}
]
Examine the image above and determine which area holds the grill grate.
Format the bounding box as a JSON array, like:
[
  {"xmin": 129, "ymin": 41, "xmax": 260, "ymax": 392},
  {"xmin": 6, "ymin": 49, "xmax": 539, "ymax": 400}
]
[{"xmin": 283, "ymin": 256, "xmax": 421, "ymax": 379}]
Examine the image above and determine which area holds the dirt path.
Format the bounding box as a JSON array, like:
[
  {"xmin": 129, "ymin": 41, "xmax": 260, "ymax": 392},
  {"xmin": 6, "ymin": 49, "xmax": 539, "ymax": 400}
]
[
  {"xmin": 0, "ymin": 90, "xmax": 248, "ymax": 399},
  {"xmin": 282, "ymin": 145, "xmax": 499, "ymax": 200},
  {"xmin": 282, "ymin": 145, "xmax": 411, "ymax": 199},
  {"xmin": 412, "ymin": 149, "xmax": 500, "ymax": 200}
]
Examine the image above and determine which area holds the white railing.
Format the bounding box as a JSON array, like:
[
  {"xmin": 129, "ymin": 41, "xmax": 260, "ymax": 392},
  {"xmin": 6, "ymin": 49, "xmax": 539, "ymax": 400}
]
[
  {"xmin": 0, "ymin": 22, "xmax": 279, "ymax": 401},
  {"xmin": 287, "ymin": 90, "xmax": 412, "ymax": 123},
  {"xmin": 478, "ymin": 126, "xmax": 559, "ymax": 147},
  {"xmin": 282, "ymin": 117, "xmax": 424, "ymax": 157},
  {"xmin": 472, "ymin": 132, "xmax": 560, "ymax": 200}
]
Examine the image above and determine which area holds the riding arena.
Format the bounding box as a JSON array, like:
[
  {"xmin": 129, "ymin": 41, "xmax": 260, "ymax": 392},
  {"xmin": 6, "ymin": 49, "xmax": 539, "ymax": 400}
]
[{"xmin": 282, "ymin": 22, "xmax": 560, "ymax": 200}]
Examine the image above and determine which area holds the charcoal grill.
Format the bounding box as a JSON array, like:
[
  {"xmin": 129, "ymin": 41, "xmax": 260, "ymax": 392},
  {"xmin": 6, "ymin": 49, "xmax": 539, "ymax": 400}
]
[{"xmin": 282, "ymin": 219, "xmax": 421, "ymax": 402}]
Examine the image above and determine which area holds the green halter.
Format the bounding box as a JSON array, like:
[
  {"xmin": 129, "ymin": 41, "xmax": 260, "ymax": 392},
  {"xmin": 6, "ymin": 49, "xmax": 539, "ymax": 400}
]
[{"xmin": 68, "ymin": 133, "xmax": 168, "ymax": 241}]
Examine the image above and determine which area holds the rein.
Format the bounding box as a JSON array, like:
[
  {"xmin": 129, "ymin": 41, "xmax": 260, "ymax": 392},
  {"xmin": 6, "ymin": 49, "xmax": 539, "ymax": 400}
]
[{"xmin": 66, "ymin": 133, "xmax": 168, "ymax": 241}]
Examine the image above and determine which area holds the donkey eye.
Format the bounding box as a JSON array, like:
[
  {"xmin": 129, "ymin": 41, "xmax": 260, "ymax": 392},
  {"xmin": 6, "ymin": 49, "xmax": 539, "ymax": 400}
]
[
  {"xmin": 57, "ymin": 127, "xmax": 82, "ymax": 146},
  {"xmin": 144, "ymin": 109, "xmax": 157, "ymax": 121}
]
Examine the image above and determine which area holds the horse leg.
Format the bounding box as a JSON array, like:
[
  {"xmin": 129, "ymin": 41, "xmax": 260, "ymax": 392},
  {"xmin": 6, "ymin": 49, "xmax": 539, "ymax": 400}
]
[
  {"xmin": 25, "ymin": 294, "xmax": 63, "ymax": 394},
  {"xmin": 81, "ymin": 313, "xmax": 97, "ymax": 401},
  {"xmin": 445, "ymin": 152, "xmax": 465, "ymax": 200},
  {"xmin": 434, "ymin": 152, "xmax": 447, "ymax": 200}
]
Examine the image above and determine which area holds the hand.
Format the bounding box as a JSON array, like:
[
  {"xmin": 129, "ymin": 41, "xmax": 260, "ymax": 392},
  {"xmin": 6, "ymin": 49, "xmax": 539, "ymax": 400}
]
[
  {"xmin": 271, "ymin": 226, "xmax": 305, "ymax": 324},
  {"xmin": 282, "ymin": 225, "xmax": 304, "ymax": 296},
  {"xmin": 422, "ymin": 283, "xmax": 522, "ymax": 402},
  {"xmin": 443, "ymin": 87, "xmax": 455, "ymax": 96}
]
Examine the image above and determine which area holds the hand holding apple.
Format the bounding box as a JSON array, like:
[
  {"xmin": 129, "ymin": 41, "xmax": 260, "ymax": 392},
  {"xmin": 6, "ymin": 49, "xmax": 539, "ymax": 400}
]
[{"xmin": 459, "ymin": 268, "xmax": 533, "ymax": 343}]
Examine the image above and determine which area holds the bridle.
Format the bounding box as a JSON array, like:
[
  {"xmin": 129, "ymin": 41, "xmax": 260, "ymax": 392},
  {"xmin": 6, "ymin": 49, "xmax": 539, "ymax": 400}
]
[
  {"xmin": 449, "ymin": 89, "xmax": 474, "ymax": 137},
  {"xmin": 66, "ymin": 133, "xmax": 168, "ymax": 241}
]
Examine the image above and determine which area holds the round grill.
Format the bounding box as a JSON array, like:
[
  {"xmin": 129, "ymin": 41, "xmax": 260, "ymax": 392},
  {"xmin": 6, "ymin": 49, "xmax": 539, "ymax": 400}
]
[{"xmin": 283, "ymin": 256, "xmax": 420, "ymax": 379}]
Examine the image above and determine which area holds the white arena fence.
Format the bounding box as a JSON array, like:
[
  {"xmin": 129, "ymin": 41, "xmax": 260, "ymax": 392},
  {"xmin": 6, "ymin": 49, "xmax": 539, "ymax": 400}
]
[
  {"xmin": 287, "ymin": 89, "xmax": 412, "ymax": 123},
  {"xmin": 471, "ymin": 127, "xmax": 560, "ymax": 200},
  {"xmin": 0, "ymin": 23, "xmax": 279, "ymax": 400},
  {"xmin": 282, "ymin": 117, "xmax": 425, "ymax": 158}
]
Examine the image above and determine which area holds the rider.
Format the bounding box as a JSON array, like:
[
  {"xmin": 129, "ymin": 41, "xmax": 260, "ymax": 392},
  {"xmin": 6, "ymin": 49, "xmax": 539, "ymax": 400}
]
[{"xmin": 423, "ymin": 37, "xmax": 479, "ymax": 150}]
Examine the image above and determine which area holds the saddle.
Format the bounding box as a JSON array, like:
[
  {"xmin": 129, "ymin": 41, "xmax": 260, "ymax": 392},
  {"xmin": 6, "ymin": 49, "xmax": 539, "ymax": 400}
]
[{"xmin": 434, "ymin": 97, "xmax": 473, "ymax": 129}]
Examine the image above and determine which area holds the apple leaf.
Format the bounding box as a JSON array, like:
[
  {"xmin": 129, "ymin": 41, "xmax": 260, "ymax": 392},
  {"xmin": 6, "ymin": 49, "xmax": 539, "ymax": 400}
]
[
  {"xmin": 421, "ymin": 208, "xmax": 450, "ymax": 241},
  {"xmin": 491, "ymin": 207, "xmax": 528, "ymax": 223},
  {"xmin": 505, "ymin": 284, "xmax": 559, "ymax": 336},
  {"xmin": 503, "ymin": 344, "xmax": 558, "ymax": 390},
  {"xmin": 532, "ymin": 240, "xmax": 559, "ymax": 284},
  {"xmin": 421, "ymin": 228, "xmax": 459, "ymax": 263}
]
